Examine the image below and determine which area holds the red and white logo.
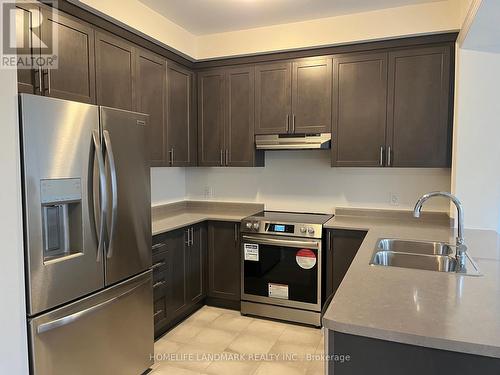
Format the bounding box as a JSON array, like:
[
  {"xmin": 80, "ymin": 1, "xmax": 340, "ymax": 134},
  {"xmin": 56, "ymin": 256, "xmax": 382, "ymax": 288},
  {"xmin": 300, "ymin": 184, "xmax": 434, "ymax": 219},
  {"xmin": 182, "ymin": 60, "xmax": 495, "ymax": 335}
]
[{"xmin": 295, "ymin": 249, "xmax": 316, "ymax": 269}]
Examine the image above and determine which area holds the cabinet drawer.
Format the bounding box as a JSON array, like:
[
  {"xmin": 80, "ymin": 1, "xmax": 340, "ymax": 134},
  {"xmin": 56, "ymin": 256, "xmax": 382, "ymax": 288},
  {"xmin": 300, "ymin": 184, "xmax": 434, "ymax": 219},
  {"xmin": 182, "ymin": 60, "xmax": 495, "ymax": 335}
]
[
  {"xmin": 151, "ymin": 241, "xmax": 168, "ymax": 255},
  {"xmin": 152, "ymin": 251, "xmax": 168, "ymax": 273},
  {"xmin": 153, "ymin": 273, "xmax": 168, "ymax": 299},
  {"xmin": 153, "ymin": 297, "xmax": 166, "ymax": 324}
]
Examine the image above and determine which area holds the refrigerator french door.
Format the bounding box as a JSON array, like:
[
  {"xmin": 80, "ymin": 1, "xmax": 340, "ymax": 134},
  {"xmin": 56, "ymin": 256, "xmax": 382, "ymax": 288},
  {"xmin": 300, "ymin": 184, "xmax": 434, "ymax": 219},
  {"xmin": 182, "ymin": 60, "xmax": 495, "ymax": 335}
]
[{"xmin": 19, "ymin": 94, "xmax": 153, "ymax": 375}]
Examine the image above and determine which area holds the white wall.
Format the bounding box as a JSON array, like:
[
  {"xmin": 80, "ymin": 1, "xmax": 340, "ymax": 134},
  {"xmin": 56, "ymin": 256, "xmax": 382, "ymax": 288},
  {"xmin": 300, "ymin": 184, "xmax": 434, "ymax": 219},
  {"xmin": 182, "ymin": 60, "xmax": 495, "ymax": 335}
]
[
  {"xmin": 186, "ymin": 151, "xmax": 452, "ymax": 213},
  {"xmin": 0, "ymin": 69, "xmax": 29, "ymax": 372},
  {"xmin": 196, "ymin": 0, "xmax": 462, "ymax": 59},
  {"xmin": 151, "ymin": 167, "xmax": 186, "ymax": 206},
  {"xmin": 75, "ymin": 0, "xmax": 462, "ymax": 60},
  {"xmin": 452, "ymin": 48, "xmax": 500, "ymax": 231},
  {"xmin": 72, "ymin": 0, "xmax": 197, "ymax": 58}
]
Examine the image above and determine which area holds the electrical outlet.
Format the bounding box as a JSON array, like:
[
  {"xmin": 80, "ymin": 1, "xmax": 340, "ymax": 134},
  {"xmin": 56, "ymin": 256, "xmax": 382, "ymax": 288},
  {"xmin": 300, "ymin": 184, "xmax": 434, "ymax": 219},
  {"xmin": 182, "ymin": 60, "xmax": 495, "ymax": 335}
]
[
  {"xmin": 390, "ymin": 192, "xmax": 400, "ymax": 206},
  {"xmin": 204, "ymin": 186, "xmax": 215, "ymax": 199}
]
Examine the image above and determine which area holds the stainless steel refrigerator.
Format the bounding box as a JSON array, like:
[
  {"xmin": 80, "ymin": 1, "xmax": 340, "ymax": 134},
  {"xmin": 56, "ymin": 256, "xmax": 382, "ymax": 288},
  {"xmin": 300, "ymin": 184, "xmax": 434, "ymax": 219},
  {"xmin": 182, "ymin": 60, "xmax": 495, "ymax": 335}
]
[{"xmin": 19, "ymin": 94, "xmax": 153, "ymax": 375}]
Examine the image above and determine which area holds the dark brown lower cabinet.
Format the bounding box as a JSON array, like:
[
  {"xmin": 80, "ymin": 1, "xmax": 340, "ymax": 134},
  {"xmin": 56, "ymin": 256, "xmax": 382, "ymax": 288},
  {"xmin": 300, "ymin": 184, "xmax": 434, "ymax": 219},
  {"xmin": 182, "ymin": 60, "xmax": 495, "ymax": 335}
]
[
  {"xmin": 324, "ymin": 230, "xmax": 366, "ymax": 303},
  {"xmin": 152, "ymin": 223, "xmax": 206, "ymax": 339},
  {"xmin": 207, "ymin": 221, "xmax": 241, "ymax": 309},
  {"xmin": 328, "ymin": 331, "xmax": 500, "ymax": 375}
]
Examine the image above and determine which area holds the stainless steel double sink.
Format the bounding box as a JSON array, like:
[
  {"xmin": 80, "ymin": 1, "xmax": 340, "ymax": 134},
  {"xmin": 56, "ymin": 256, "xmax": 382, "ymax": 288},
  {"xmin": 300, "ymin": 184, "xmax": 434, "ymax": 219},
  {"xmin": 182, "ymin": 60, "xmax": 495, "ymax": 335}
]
[{"xmin": 370, "ymin": 239, "xmax": 481, "ymax": 276}]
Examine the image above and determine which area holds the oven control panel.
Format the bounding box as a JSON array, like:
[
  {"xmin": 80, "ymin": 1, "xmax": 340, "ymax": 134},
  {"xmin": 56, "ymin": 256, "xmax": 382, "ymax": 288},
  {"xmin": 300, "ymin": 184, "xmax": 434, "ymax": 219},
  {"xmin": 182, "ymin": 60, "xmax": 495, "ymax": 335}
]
[{"xmin": 241, "ymin": 220, "xmax": 323, "ymax": 239}]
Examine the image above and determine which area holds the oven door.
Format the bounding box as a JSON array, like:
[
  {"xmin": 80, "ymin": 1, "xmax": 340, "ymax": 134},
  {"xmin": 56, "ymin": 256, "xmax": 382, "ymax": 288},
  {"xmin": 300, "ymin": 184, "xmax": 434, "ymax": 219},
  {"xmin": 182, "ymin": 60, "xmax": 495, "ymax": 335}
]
[{"xmin": 241, "ymin": 234, "xmax": 322, "ymax": 311}]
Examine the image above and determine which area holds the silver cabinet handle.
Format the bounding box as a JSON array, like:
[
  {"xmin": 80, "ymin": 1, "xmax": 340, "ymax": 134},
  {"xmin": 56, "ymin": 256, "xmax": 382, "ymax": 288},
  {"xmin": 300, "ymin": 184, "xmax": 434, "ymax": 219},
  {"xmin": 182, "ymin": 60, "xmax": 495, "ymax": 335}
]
[
  {"xmin": 185, "ymin": 227, "xmax": 191, "ymax": 246},
  {"xmin": 386, "ymin": 146, "xmax": 392, "ymax": 167},
  {"xmin": 190, "ymin": 227, "xmax": 194, "ymax": 246},
  {"xmin": 379, "ymin": 146, "xmax": 384, "ymax": 167},
  {"xmin": 103, "ymin": 130, "xmax": 118, "ymax": 259},
  {"xmin": 37, "ymin": 67, "xmax": 42, "ymax": 94},
  {"xmin": 45, "ymin": 69, "xmax": 51, "ymax": 94},
  {"xmin": 153, "ymin": 280, "xmax": 165, "ymax": 289},
  {"xmin": 92, "ymin": 130, "xmax": 107, "ymax": 262},
  {"xmin": 170, "ymin": 147, "xmax": 174, "ymax": 166},
  {"xmin": 37, "ymin": 277, "xmax": 150, "ymax": 334},
  {"xmin": 152, "ymin": 243, "xmax": 166, "ymax": 251},
  {"xmin": 152, "ymin": 261, "xmax": 165, "ymax": 270},
  {"xmin": 292, "ymin": 114, "xmax": 296, "ymax": 133},
  {"xmin": 242, "ymin": 235, "xmax": 320, "ymax": 250},
  {"xmin": 286, "ymin": 114, "xmax": 290, "ymax": 133},
  {"xmin": 153, "ymin": 310, "xmax": 163, "ymax": 318}
]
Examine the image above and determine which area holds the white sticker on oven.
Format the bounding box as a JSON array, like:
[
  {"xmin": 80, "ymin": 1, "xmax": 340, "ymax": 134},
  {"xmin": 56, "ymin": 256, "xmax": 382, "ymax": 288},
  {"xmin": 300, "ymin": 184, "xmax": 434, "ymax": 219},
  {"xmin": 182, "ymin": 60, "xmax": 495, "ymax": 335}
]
[
  {"xmin": 244, "ymin": 243, "xmax": 259, "ymax": 261},
  {"xmin": 296, "ymin": 249, "xmax": 317, "ymax": 269},
  {"xmin": 268, "ymin": 283, "xmax": 289, "ymax": 300}
]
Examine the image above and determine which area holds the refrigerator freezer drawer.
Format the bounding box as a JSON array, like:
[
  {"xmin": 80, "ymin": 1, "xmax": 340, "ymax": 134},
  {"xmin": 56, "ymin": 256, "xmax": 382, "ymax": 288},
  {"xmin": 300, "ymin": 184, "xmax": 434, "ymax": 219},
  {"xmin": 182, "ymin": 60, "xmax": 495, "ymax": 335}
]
[{"xmin": 29, "ymin": 270, "xmax": 154, "ymax": 375}]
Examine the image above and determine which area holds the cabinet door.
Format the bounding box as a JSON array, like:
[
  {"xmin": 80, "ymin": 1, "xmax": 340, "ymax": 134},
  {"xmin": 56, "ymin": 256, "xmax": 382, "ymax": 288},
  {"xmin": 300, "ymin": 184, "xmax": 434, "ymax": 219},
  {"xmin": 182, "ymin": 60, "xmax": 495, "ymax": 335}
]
[
  {"xmin": 15, "ymin": 4, "xmax": 40, "ymax": 94},
  {"xmin": 41, "ymin": 9, "xmax": 96, "ymax": 103},
  {"xmin": 167, "ymin": 62, "xmax": 197, "ymax": 167},
  {"xmin": 166, "ymin": 229, "xmax": 187, "ymax": 318},
  {"xmin": 332, "ymin": 53, "xmax": 388, "ymax": 167},
  {"xmin": 187, "ymin": 224, "xmax": 206, "ymax": 304},
  {"xmin": 255, "ymin": 62, "xmax": 291, "ymax": 135},
  {"xmin": 198, "ymin": 70, "xmax": 225, "ymax": 166},
  {"xmin": 136, "ymin": 50, "xmax": 167, "ymax": 167},
  {"xmin": 325, "ymin": 230, "xmax": 366, "ymax": 300},
  {"xmin": 387, "ymin": 46, "xmax": 452, "ymax": 167},
  {"xmin": 292, "ymin": 58, "xmax": 332, "ymax": 134},
  {"xmin": 226, "ymin": 66, "xmax": 260, "ymax": 167},
  {"xmin": 95, "ymin": 30, "xmax": 136, "ymax": 111},
  {"xmin": 208, "ymin": 222, "xmax": 240, "ymax": 301}
]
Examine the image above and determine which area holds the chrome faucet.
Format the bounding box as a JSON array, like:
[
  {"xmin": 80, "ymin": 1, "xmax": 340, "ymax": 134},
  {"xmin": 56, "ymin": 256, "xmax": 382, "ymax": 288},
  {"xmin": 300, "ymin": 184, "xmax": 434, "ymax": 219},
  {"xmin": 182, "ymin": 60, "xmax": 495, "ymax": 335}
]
[{"xmin": 413, "ymin": 191, "xmax": 467, "ymax": 271}]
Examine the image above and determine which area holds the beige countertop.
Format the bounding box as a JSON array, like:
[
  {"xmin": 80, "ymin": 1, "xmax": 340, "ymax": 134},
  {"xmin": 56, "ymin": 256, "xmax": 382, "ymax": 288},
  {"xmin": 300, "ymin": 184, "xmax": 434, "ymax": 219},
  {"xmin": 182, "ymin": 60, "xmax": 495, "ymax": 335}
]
[
  {"xmin": 323, "ymin": 209, "xmax": 500, "ymax": 358},
  {"xmin": 152, "ymin": 201, "xmax": 264, "ymax": 236}
]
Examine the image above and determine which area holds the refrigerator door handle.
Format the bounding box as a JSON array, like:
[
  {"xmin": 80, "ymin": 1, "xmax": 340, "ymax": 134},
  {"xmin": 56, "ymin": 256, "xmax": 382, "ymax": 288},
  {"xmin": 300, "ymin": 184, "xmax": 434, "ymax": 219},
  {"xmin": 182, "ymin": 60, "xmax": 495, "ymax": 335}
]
[
  {"xmin": 103, "ymin": 130, "xmax": 118, "ymax": 259},
  {"xmin": 36, "ymin": 277, "xmax": 150, "ymax": 334},
  {"xmin": 92, "ymin": 130, "xmax": 107, "ymax": 262}
]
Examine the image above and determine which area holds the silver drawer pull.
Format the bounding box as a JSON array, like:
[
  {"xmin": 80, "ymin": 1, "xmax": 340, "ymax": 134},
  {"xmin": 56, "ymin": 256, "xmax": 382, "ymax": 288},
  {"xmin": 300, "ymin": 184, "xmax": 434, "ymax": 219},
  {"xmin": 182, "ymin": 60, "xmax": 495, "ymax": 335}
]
[
  {"xmin": 152, "ymin": 261, "xmax": 165, "ymax": 270},
  {"xmin": 153, "ymin": 281, "xmax": 166, "ymax": 289},
  {"xmin": 152, "ymin": 243, "xmax": 166, "ymax": 251},
  {"xmin": 153, "ymin": 310, "xmax": 163, "ymax": 318}
]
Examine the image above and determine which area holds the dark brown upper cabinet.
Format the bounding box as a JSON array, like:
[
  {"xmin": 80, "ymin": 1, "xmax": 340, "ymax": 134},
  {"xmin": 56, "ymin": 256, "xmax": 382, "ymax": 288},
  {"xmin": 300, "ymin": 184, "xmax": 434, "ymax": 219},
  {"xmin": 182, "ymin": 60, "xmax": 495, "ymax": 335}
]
[
  {"xmin": 292, "ymin": 58, "xmax": 332, "ymax": 134},
  {"xmin": 15, "ymin": 4, "xmax": 39, "ymax": 94},
  {"xmin": 136, "ymin": 49, "xmax": 167, "ymax": 167},
  {"xmin": 95, "ymin": 30, "xmax": 136, "ymax": 111},
  {"xmin": 41, "ymin": 9, "xmax": 96, "ymax": 103},
  {"xmin": 225, "ymin": 66, "xmax": 263, "ymax": 167},
  {"xmin": 255, "ymin": 62, "xmax": 292, "ymax": 134},
  {"xmin": 386, "ymin": 46, "xmax": 452, "ymax": 167},
  {"xmin": 15, "ymin": 5, "xmax": 95, "ymax": 103},
  {"xmin": 332, "ymin": 53, "xmax": 388, "ymax": 167},
  {"xmin": 198, "ymin": 67, "xmax": 263, "ymax": 167},
  {"xmin": 167, "ymin": 62, "xmax": 197, "ymax": 167},
  {"xmin": 198, "ymin": 70, "xmax": 225, "ymax": 166},
  {"xmin": 255, "ymin": 59, "xmax": 332, "ymax": 135}
]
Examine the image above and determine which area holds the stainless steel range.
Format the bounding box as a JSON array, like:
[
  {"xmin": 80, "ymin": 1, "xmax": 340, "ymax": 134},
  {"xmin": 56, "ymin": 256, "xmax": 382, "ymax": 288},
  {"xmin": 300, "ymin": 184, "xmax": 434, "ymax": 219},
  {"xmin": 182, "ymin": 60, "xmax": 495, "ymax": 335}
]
[{"xmin": 240, "ymin": 211, "xmax": 332, "ymax": 326}]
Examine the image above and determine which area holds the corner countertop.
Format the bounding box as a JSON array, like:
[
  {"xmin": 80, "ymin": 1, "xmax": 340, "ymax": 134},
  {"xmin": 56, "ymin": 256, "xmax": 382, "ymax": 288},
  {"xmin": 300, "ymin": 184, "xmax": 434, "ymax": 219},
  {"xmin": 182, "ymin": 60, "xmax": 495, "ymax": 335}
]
[
  {"xmin": 322, "ymin": 209, "xmax": 500, "ymax": 358},
  {"xmin": 152, "ymin": 201, "xmax": 264, "ymax": 236}
]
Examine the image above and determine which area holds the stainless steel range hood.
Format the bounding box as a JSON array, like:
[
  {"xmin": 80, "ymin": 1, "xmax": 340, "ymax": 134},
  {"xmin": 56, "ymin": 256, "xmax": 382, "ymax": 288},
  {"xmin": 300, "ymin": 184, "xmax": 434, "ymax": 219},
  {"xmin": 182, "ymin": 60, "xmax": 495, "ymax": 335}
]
[{"xmin": 255, "ymin": 133, "xmax": 331, "ymax": 150}]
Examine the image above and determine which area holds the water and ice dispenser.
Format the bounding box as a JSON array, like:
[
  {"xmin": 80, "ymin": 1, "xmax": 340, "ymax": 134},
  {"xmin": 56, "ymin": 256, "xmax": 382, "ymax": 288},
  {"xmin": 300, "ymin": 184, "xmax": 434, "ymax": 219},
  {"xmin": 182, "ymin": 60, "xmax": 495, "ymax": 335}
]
[{"xmin": 40, "ymin": 178, "xmax": 83, "ymax": 262}]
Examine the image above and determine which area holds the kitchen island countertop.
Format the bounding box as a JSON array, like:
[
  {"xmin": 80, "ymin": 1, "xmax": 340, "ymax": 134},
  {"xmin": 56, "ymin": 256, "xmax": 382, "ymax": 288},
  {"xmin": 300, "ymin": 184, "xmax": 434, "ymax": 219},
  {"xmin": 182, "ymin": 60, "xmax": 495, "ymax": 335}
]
[{"xmin": 323, "ymin": 209, "xmax": 500, "ymax": 358}]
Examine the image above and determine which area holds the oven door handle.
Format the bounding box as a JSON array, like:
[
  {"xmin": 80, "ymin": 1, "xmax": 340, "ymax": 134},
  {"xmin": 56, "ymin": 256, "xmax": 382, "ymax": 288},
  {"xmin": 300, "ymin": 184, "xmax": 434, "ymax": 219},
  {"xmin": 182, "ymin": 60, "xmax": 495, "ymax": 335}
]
[{"xmin": 242, "ymin": 235, "xmax": 320, "ymax": 249}]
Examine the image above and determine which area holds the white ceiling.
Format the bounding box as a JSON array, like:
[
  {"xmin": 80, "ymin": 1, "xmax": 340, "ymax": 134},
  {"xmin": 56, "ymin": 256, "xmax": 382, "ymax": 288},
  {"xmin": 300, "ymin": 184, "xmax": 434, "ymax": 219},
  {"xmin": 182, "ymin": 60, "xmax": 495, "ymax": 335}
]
[{"xmin": 138, "ymin": 0, "xmax": 446, "ymax": 35}]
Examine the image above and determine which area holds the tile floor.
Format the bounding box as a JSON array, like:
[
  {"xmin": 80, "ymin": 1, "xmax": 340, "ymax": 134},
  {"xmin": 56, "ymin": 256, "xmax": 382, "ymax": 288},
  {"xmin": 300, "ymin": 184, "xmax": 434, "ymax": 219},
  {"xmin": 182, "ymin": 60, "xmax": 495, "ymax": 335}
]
[{"xmin": 151, "ymin": 306, "xmax": 325, "ymax": 375}]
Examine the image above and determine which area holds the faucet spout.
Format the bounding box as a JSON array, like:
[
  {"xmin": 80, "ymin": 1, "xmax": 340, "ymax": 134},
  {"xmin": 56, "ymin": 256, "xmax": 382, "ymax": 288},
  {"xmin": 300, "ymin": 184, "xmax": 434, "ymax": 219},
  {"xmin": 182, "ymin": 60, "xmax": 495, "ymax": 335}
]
[{"xmin": 413, "ymin": 191, "xmax": 466, "ymax": 271}]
